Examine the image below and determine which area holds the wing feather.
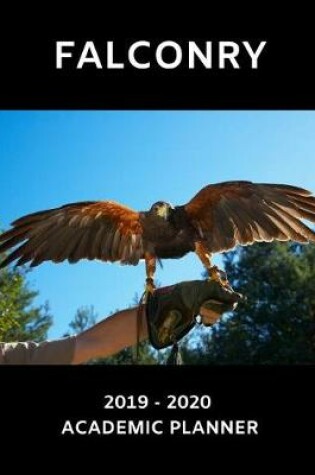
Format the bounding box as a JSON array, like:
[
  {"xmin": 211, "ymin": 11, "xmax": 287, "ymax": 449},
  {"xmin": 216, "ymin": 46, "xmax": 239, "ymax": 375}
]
[
  {"xmin": 184, "ymin": 181, "xmax": 315, "ymax": 253},
  {"xmin": 89, "ymin": 226, "xmax": 106, "ymax": 260},
  {"xmin": 0, "ymin": 201, "xmax": 144, "ymax": 268}
]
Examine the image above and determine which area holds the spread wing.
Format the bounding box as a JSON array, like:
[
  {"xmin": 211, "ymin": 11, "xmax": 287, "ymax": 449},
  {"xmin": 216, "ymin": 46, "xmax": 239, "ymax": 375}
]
[
  {"xmin": 184, "ymin": 181, "xmax": 315, "ymax": 253},
  {"xmin": 0, "ymin": 201, "xmax": 144, "ymax": 268}
]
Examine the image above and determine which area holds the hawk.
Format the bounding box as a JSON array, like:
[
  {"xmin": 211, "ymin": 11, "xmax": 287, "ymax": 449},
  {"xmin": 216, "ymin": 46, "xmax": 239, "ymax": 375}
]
[{"xmin": 1, "ymin": 181, "xmax": 315, "ymax": 294}]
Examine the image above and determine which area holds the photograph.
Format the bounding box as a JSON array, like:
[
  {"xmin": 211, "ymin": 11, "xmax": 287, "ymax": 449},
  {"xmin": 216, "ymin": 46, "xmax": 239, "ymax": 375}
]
[{"xmin": 1, "ymin": 111, "xmax": 314, "ymax": 365}]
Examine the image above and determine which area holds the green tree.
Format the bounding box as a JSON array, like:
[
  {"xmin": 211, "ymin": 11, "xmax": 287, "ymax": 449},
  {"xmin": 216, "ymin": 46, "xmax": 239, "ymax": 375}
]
[
  {"xmin": 68, "ymin": 305, "xmax": 97, "ymax": 334},
  {"xmin": 0, "ymin": 265, "xmax": 52, "ymax": 341},
  {"xmin": 103, "ymin": 341, "xmax": 157, "ymax": 365},
  {"xmin": 185, "ymin": 242, "xmax": 315, "ymax": 364}
]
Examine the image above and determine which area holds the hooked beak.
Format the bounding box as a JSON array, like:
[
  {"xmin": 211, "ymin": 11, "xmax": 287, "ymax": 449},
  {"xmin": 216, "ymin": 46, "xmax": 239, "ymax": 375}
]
[{"xmin": 156, "ymin": 204, "xmax": 170, "ymax": 220}]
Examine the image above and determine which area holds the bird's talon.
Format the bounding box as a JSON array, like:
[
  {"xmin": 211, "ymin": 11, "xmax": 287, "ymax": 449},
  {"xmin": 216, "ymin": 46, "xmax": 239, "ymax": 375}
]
[
  {"xmin": 145, "ymin": 278, "xmax": 156, "ymax": 298},
  {"xmin": 208, "ymin": 267, "xmax": 231, "ymax": 288}
]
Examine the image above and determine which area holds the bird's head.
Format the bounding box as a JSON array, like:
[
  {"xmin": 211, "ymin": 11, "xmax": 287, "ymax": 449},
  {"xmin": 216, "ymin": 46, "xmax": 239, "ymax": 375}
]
[{"xmin": 149, "ymin": 201, "xmax": 174, "ymax": 220}]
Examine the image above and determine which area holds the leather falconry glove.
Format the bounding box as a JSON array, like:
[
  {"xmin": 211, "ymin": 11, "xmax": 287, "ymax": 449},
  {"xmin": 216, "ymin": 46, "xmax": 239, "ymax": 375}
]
[{"xmin": 146, "ymin": 279, "xmax": 243, "ymax": 362}]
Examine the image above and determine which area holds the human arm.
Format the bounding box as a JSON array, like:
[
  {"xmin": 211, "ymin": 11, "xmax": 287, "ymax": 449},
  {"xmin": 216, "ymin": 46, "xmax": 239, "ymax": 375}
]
[
  {"xmin": 0, "ymin": 280, "xmax": 242, "ymax": 365},
  {"xmin": 0, "ymin": 307, "xmax": 147, "ymax": 365},
  {"xmin": 72, "ymin": 306, "xmax": 147, "ymax": 364},
  {"xmin": 72, "ymin": 294, "xmax": 231, "ymax": 364}
]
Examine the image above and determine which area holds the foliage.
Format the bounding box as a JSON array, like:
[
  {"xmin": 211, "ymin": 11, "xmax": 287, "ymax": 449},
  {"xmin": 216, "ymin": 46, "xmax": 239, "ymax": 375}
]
[
  {"xmin": 183, "ymin": 242, "xmax": 315, "ymax": 364},
  {"xmin": 68, "ymin": 305, "xmax": 97, "ymax": 334},
  {"xmin": 0, "ymin": 265, "xmax": 52, "ymax": 341},
  {"xmin": 102, "ymin": 341, "xmax": 157, "ymax": 365}
]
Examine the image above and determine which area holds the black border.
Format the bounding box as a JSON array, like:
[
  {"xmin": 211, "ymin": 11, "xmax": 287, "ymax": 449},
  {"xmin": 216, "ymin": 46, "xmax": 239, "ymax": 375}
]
[{"xmin": 1, "ymin": 12, "xmax": 314, "ymax": 455}]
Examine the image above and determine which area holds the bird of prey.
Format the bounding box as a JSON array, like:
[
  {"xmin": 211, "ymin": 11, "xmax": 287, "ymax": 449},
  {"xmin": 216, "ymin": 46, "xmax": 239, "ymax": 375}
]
[{"xmin": 1, "ymin": 181, "xmax": 315, "ymax": 295}]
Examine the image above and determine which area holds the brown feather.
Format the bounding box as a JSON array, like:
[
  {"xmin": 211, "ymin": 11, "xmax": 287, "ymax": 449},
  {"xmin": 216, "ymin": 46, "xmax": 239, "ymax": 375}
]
[
  {"xmin": 30, "ymin": 242, "xmax": 51, "ymax": 267},
  {"xmin": 0, "ymin": 225, "xmax": 31, "ymax": 244},
  {"xmin": 100, "ymin": 225, "xmax": 116, "ymax": 260},
  {"xmin": 270, "ymin": 199, "xmax": 315, "ymax": 224},
  {"xmin": 0, "ymin": 200, "xmax": 144, "ymax": 268},
  {"xmin": 261, "ymin": 205, "xmax": 307, "ymax": 242},
  {"xmin": 289, "ymin": 196, "xmax": 315, "ymax": 215},
  {"xmin": 272, "ymin": 184, "xmax": 312, "ymax": 197},
  {"xmin": 297, "ymin": 208, "xmax": 315, "ymax": 222},
  {"xmin": 239, "ymin": 197, "xmax": 286, "ymax": 240},
  {"xmin": 59, "ymin": 231, "xmax": 86, "ymax": 264},
  {"xmin": 249, "ymin": 198, "xmax": 292, "ymax": 240},
  {"xmin": 118, "ymin": 234, "xmax": 128, "ymax": 260},
  {"xmin": 120, "ymin": 235, "xmax": 131, "ymax": 262},
  {"xmin": 0, "ymin": 231, "xmax": 29, "ymax": 254},
  {"xmin": 221, "ymin": 199, "xmax": 259, "ymax": 243},
  {"xmin": 49, "ymin": 229, "xmax": 82, "ymax": 262},
  {"xmin": 11, "ymin": 209, "xmax": 54, "ymax": 227},
  {"xmin": 212, "ymin": 207, "xmax": 235, "ymax": 250},
  {"xmin": 69, "ymin": 215, "xmax": 82, "ymax": 227},
  {"xmin": 68, "ymin": 230, "xmax": 90, "ymax": 263},
  {"xmin": 12, "ymin": 222, "xmax": 56, "ymax": 257},
  {"xmin": 225, "ymin": 199, "xmax": 260, "ymax": 243},
  {"xmin": 270, "ymin": 203, "xmax": 315, "ymax": 241},
  {"xmin": 111, "ymin": 229, "xmax": 121, "ymax": 261},
  {"xmin": 0, "ymin": 242, "xmax": 30, "ymax": 268},
  {"xmin": 184, "ymin": 181, "xmax": 315, "ymax": 253},
  {"xmin": 70, "ymin": 231, "xmax": 92, "ymax": 262},
  {"xmin": 79, "ymin": 215, "xmax": 94, "ymax": 228},
  {"xmin": 88, "ymin": 225, "xmax": 104, "ymax": 260}
]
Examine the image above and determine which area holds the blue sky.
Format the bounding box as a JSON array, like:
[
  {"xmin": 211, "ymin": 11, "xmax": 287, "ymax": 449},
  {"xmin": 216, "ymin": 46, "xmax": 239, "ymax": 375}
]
[{"xmin": 0, "ymin": 111, "xmax": 315, "ymax": 338}]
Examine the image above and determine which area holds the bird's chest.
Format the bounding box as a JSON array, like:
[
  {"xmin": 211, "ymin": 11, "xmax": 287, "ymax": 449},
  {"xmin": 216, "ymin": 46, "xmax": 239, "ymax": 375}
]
[
  {"xmin": 142, "ymin": 215, "xmax": 177, "ymax": 242},
  {"xmin": 141, "ymin": 214, "xmax": 194, "ymax": 257}
]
